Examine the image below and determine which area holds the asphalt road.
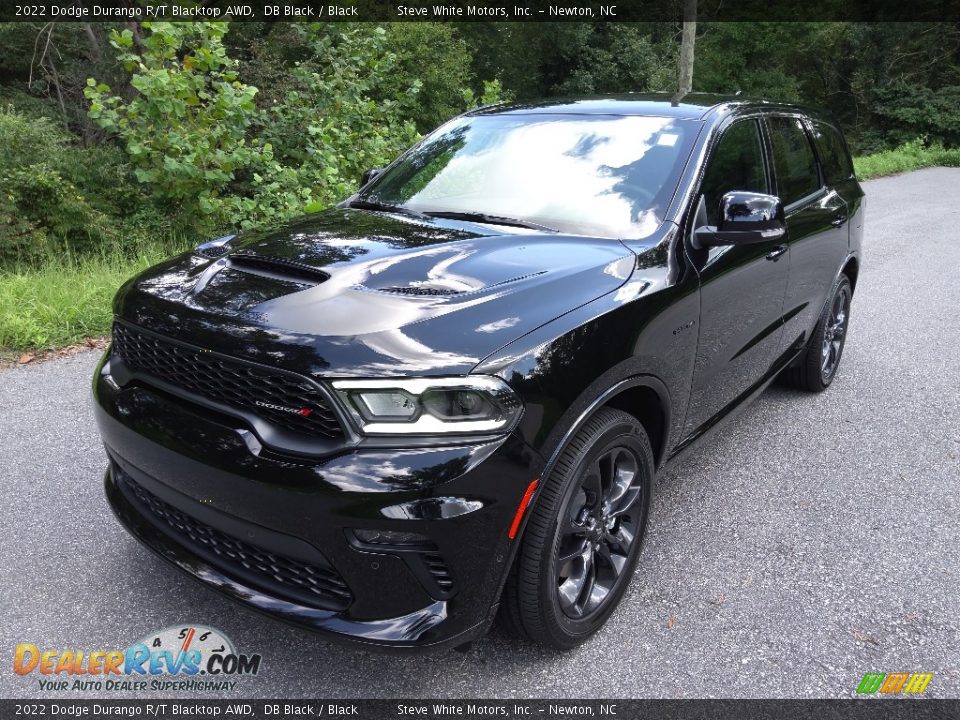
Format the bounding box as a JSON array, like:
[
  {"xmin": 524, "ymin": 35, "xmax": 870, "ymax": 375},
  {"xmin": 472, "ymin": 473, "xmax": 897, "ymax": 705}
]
[{"xmin": 1, "ymin": 168, "xmax": 958, "ymax": 700}]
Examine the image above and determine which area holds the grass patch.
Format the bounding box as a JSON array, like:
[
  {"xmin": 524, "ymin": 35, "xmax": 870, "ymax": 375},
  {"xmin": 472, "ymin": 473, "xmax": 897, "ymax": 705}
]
[
  {"xmin": 854, "ymin": 139, "xmax": 960, "ymax": 180},
  {"xmin": 0, "ymin": 240, "xmax": 186, "ymax": 354}
]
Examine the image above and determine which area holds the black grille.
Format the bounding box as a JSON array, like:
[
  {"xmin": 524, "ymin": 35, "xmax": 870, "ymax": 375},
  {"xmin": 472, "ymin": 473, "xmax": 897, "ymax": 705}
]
[
  {"xmin": 118, "ymin": 472, "xmax": 352, "ymax": 611},
  {"xmin": 112, "ymin": 323, "xmax": 343, "ymax": 439}
]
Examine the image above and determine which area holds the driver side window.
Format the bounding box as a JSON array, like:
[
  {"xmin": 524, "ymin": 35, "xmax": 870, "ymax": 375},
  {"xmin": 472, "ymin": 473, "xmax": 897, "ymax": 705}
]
[{"xmin": 700, "ymin": 120, "xmax": 768, "ymax": 226}]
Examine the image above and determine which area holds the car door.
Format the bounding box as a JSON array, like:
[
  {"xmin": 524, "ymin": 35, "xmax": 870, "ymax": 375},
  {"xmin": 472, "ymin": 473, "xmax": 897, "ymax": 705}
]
[
  {"xmin": 765, "ymin": 114, "xmax": 850, "ymax": 358},
  {"xmin": 682, "ymin": 117, "xmax": 790, "ymax": 437}
]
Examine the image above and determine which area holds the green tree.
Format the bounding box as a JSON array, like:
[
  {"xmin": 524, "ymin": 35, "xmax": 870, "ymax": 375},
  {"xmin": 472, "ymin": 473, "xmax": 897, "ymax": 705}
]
[
  {"xmin": 250, "ymin": 24, "xmax": 421, "ymax": 218},
  {"xmin": 84, "ymin": 22, "xmax": 429, "ymax": 229},
  {"xmin": 381, "ymin": 23, "xmax": 475, "ymax": 132},
  {"xmin": 84, "ymin": 22, "xmax": 264, "ymax": 221},
  {"xmin": 694, "ymin": 23, "xmax": 811, "ymax": 100}
]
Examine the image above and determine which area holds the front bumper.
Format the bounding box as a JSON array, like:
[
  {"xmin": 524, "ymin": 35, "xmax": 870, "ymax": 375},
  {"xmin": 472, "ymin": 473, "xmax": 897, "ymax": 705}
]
[{"xmin": 94, "ymin": 352, "xmax": 544, "ymax": 651}]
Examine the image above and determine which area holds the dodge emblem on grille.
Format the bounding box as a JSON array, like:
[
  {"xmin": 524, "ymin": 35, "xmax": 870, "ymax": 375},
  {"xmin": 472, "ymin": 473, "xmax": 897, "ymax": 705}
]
[{"xmin": 254, "ymin": 400, "xmax": 313, "ymax": 417}]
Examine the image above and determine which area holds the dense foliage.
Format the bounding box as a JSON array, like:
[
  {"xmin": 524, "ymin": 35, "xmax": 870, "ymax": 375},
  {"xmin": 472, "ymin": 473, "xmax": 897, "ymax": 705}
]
[
  {"xmin": 0, "ymin": 107, "xmax": 156, "ymax": 261},
  {"xmin": 1, "ymin": 20, "xmax": 958, "ymax": 265}
]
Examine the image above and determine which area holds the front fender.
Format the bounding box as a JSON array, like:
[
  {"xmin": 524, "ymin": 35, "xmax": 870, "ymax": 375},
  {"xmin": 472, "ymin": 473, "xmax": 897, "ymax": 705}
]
[{"xmin": 475, "ymin": 279, "xmax": 700, "ymax": 472}]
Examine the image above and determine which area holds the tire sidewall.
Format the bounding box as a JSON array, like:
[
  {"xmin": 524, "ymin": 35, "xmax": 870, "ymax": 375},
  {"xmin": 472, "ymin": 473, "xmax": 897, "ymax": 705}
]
[
  {"xmin": 815, "ymin": 275, "xmax": 852, "ymax": 388},
  {"xmin": 537, "ymin": 417, "xmax": 654, "ymax": 644}
]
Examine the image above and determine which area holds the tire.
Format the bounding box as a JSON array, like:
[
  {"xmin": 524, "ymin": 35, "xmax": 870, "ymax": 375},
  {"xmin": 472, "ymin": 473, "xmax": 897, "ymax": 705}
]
[
  {"xmin": 500, "ymin": 407, "xmax": 654, "ymax": 650},
  {"xmin": 781, "ymin": 274, "xmax": 852, "ymax": 392}
]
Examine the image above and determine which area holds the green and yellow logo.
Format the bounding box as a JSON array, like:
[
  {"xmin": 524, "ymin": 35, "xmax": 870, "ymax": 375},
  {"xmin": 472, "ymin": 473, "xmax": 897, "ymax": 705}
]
[{"xmin": 857, "ymin": 672, "xmax": 933, "ymax": 695}]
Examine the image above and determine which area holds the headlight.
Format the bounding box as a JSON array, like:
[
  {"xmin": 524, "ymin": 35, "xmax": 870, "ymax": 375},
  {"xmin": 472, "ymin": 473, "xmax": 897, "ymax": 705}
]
[{"xmin": 331, "ymin": 376, "xmax": 522, "ymax": 436}]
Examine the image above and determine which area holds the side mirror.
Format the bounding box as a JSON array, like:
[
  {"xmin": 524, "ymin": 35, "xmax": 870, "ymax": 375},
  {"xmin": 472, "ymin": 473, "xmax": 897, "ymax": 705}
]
[
  {"xmin": 693, "ymin": 191, "xmax": 786, "ymax": 249},
  {"xmin": 361, "ymin": 168, "xmax": 383, "ymax": 187}
]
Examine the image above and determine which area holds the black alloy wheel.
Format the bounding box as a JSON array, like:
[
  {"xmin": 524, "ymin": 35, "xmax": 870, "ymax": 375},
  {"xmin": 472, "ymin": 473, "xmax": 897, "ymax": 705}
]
[
  {"xmin": 556, "ymin": 445, "xmax": 642, "ymax": 619},
  {"xmin": 820, "ymin": 283, "xmax": 850, "ymax": 382},
  {"xmin": 500, "ymin": 407, "xmax": 654, "ymax": 650},
  {"xmin": 782, "ymin": 273, "xmax": 853, "ymax": 392}
]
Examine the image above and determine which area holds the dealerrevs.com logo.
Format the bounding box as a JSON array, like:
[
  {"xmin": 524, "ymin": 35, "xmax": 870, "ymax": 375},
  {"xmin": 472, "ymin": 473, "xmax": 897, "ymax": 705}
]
[{"xmin": 13, "ymin": 625, "xmax": 262, "ymax": 692}]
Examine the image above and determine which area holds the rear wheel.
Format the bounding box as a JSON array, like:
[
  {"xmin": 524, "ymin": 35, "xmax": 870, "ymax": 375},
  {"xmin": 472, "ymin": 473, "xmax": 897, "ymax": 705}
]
[
  {"xmin": 501, "ymin": 407, "xmax": 654, "ymax": 650},
  {"xmin": 782, "ymin": 274, "xmax": 852, "ymax": 392}
]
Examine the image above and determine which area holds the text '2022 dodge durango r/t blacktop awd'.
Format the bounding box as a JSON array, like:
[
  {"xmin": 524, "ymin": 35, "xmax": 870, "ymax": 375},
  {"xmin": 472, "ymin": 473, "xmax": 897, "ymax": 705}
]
[{"xmin": 94, "ymin": 94, "xmax": 863, "ymax": 651}]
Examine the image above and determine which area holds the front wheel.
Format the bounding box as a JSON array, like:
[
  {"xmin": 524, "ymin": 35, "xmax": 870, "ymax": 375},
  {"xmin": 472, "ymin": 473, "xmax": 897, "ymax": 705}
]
[
  {"xmin": 500, "ymin": 408, "xmax": 654, "ymax": 650},
  {"xmin": 782, "ymin": 274, "xmax": 852, "ymax": 392}
]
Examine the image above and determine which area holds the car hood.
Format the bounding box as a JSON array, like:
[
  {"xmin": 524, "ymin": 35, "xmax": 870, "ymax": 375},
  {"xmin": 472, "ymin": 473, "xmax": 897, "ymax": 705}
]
[{"xmin": 114, "ymin": 209, "xmax": 643, "ymax": 377}]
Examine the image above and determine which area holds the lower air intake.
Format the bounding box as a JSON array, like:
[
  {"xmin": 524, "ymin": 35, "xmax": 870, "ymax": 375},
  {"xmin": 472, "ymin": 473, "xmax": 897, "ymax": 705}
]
[{"xmin": 117, "ymin": 471, "xmax": 353, "ymax": 612}]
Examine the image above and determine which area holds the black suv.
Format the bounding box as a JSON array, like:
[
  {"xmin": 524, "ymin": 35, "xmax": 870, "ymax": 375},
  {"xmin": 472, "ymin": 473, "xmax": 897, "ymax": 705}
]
[{"xmin": 94, "ymin": 94, "xmax": 863, "ymax": 651}]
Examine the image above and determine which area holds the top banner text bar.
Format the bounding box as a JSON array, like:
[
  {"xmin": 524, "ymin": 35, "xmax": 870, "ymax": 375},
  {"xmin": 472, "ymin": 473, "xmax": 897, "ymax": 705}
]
[{"xmin": 2, "ymin": 0, "xmax": 960, "ymax": 22}]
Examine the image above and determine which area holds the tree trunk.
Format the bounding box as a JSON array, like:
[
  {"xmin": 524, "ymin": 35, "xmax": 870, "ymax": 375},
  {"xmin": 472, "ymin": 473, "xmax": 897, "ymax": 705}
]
[
  {"xmin": 82, "ymin": 22, "xmax": 101, "ymax": 62},
  {"xmin": 675, "ymin": 0, "xmax": 697, "ymax": 101}
]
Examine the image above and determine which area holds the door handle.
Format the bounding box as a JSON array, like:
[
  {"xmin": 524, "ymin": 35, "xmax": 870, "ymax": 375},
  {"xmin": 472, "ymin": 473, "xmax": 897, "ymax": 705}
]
[
  {"xmin": 831, "ymin": 215, "xmax": 848, "ymax": 227},
  {"xmin": 766, "ymin": 245, "xmax": 787, "ymax": 261}
]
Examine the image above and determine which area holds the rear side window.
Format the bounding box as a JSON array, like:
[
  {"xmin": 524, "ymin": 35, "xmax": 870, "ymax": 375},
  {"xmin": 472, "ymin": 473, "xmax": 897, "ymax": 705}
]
[
  {"xmin": 700, "ymin": 119, "xmax": 768, "ymax": 225},
  {"xmin": 767, "ymin": 116, "xmax": 820, "ymax": 205},
  {"xmin": 812, "ymin": 122, "xmax": 854, "ymax": 184}
]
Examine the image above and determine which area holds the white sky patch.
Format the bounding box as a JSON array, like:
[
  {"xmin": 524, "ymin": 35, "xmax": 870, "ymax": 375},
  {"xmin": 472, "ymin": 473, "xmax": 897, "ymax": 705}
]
[{"xmin": 476, "ymin": 317, "xmax": 521, "ymax": 333}]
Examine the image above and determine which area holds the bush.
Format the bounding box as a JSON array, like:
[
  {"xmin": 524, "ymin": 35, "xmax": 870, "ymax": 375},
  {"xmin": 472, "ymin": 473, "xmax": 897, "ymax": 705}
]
[
  {"xmin": 853, "ymin": 137, "xmax": 960, "ymax": 179},
  {"xmin": 871, "ymin": 84, "xmax": 960, "ymax": 149},
  {"xmin": 85, "ymin": 22, "xmax": 426, "ymax": 230},
  {"xmin": 0, "ymin": 103, "xmax": 188, "ymax": 266},
  {"xmin": 0, "ymin": 108, "xmax": 120, "ymax": 262},
  {"xmin": 85, "ymin": 22, "xmax": 264, "ymax": 226}
]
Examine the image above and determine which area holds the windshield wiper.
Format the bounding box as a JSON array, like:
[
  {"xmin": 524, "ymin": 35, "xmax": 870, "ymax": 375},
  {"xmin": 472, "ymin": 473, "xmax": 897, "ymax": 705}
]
[
  {"xmin": 344, "ymin": 199, "xmax": 428, "ymax": 220},
  {"xmin": 422, "ymin": 211, "xmax": 558, "ymax": 233}
]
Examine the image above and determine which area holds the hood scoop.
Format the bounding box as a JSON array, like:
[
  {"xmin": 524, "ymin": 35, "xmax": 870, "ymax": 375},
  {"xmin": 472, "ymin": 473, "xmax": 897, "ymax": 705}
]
[
  {"xmin": 187, "ymin": 253, "xmax": 330, "ymax": 313},
  {"xmin": 372, "ymin": 271, "xmax": 547, "ymax": 298},
  {"xmin": 229, "ymin": 253, "xmax": 330, "ymax": 286}
]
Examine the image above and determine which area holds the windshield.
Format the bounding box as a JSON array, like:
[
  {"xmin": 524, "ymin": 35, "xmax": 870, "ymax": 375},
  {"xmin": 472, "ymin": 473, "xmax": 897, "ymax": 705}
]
[{"xmin": 359, "ymin": 113, "xmax": 697, "ymax": 238}]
